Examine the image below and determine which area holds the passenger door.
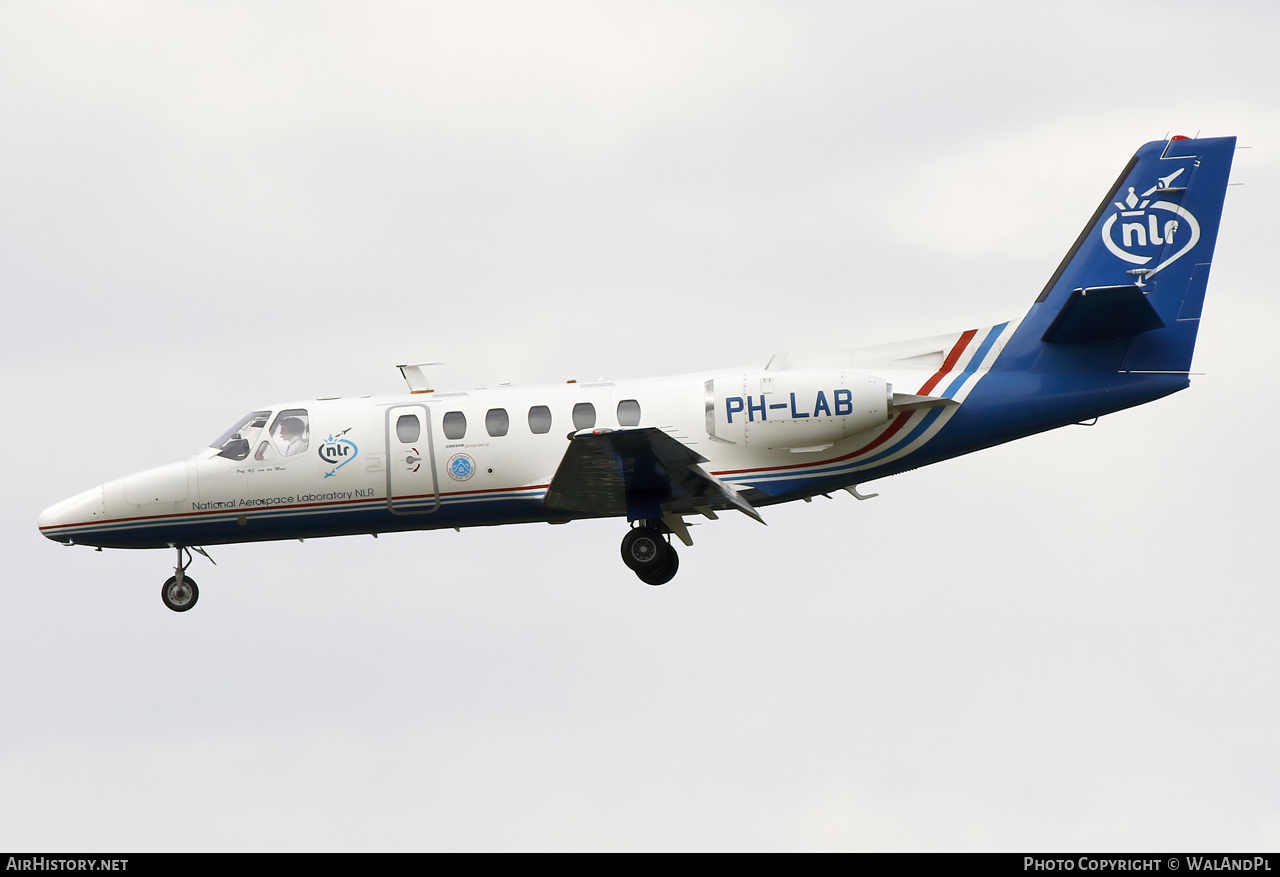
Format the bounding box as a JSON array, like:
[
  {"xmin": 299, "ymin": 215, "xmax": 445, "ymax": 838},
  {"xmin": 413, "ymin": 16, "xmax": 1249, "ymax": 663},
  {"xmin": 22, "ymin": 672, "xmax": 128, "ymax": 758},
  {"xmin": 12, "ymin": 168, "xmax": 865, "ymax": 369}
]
[{"xmin": 385, "ymin": 404, "xmax": 440, "ymax": 514}]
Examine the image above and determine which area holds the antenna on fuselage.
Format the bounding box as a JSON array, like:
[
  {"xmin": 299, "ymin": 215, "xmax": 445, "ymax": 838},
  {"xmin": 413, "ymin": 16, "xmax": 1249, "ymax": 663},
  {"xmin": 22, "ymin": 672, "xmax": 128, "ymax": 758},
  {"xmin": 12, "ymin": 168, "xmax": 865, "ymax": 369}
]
[{"xmin": 395, "ymin": 362, "xmax": 444, "ymax": 394}]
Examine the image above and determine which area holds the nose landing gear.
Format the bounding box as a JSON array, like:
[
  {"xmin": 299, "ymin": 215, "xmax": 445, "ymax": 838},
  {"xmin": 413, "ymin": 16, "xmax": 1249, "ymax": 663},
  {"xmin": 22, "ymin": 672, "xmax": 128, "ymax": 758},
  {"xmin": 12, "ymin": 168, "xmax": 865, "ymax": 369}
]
[
  {"xmin": 161, "ymin": 545, "xmax": 209, "ymax": 612},
  {"xmin": 621, "ymin": 523, "xmax": 680, "ymax": 586}
]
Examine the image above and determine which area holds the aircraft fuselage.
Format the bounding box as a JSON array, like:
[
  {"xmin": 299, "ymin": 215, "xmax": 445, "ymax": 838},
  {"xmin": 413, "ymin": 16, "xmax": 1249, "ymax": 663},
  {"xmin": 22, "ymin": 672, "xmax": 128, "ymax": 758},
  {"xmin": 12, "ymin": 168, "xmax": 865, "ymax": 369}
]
[{"xmin": 37, "ymin": 323, "xmax": 1188, "ymax": 552}]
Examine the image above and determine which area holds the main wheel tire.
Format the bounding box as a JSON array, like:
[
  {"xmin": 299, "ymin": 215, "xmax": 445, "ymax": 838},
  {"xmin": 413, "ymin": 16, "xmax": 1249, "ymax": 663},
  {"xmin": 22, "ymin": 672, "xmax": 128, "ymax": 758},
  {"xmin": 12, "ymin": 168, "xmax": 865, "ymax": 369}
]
[
  {"xmin": 161, "ymin": 575, "xmax": 199, "ymax": 612},
  {"xmin": 621, "ymin": 526, "xmax": 668, "ymax": 572},
  {"xmin": 635, "ymin": 546, "xmax": 679, "ymax": 586}
]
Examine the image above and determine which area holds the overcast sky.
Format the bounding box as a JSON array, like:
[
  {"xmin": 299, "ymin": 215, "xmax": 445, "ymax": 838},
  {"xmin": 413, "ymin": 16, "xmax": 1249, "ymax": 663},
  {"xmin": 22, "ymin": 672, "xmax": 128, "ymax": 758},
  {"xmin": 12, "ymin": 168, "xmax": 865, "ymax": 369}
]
[{"xmin": 3, "ymin": 0, "xmax": 1279, "ymax": 852}]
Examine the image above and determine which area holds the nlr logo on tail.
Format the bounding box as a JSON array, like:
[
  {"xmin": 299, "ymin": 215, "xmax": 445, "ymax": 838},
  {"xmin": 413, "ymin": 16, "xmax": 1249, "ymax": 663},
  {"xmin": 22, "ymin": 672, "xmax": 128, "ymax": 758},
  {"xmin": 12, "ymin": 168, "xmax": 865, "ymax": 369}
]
[
  {"xmin": 1101, "ymin": 162, "xmax": 1202, "ymax": 282},
  {"xmin": 38, "ymin": 135, "xmax": 1237, "ymax": 611}
]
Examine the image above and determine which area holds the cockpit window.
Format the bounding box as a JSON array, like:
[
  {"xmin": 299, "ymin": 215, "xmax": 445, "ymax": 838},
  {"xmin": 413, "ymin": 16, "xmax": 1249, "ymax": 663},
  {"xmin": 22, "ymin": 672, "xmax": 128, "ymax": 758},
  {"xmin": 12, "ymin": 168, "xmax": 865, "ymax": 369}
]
[
  {"xmin": 211, "ymin": 411, "xmax": 272, "ymax": 461},
  {"xmin": 269, "ymin": 409, "xmax": 310, "ymax": 456}
]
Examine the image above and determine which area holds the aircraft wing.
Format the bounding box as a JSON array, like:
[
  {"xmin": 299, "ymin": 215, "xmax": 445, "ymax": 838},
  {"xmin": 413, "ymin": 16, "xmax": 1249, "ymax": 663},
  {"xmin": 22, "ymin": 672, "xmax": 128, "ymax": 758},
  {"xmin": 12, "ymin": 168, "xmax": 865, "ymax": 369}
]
[{"xmin": 544, "ymin": 427, "xmax": 763, "ymax": 523}]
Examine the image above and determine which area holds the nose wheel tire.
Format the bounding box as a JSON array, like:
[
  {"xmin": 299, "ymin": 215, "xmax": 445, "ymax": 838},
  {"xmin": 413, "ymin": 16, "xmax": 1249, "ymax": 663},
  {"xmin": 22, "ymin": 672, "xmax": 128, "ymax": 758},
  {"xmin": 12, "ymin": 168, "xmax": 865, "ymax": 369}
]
[{"xmin": 161, "ymin": 576, "xmax": 199, "ymax": 612}]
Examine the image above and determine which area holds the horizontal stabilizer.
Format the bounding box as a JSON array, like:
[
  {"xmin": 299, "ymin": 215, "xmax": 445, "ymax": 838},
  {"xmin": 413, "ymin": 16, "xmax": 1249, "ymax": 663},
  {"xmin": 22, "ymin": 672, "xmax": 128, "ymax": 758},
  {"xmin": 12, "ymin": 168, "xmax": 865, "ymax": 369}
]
[
  {"xmin": 545, "ymin": 427, "xmax": 764, "ymax": 523},
  {"xmin": 1041, "ymin": 285, "xmax": 1165, "ymax": 345}
]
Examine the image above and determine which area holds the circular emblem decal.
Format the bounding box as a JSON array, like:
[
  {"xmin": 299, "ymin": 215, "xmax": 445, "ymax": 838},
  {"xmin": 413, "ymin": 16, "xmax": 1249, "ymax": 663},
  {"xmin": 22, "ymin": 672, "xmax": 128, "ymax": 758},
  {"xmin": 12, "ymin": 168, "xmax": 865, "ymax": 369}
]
[
  {"xmin": 1099, "ymin": 171, "xmax": 1200, "ymax": 281},
  {"xmin": 447, "ymin": 453, "xmax": 475, "ymax": 481}
]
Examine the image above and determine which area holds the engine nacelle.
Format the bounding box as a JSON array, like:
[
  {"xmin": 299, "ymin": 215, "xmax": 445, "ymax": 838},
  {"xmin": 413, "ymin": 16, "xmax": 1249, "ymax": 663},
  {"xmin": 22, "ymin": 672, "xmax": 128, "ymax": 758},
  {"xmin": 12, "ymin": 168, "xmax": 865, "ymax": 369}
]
[{"xmin": 705, "ymin": 369, "xmax": 891, "ymax": 451}]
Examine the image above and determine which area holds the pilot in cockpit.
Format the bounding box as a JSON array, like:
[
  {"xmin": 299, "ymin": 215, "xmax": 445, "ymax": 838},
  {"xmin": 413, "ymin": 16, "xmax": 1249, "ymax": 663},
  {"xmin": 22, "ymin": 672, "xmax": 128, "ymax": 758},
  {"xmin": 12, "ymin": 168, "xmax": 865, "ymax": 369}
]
[{"xmin": 277, "ymin": 417, "xmax": 308, "ymax": 456}]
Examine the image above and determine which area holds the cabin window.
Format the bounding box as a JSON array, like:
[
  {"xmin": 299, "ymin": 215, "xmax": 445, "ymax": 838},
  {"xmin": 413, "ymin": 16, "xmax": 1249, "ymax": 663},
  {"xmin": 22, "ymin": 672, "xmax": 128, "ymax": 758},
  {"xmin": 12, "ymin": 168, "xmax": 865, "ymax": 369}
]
[
  {"xmin": 269, "ymin": 409, "xmax": 310, "ymax": 456},
  {"xmin": 617, "ymin": 399, "xmax": 641, "ymax": 427},
  {"xmin": 396, "ymin": 414, "xmax": 421, "ymax": 443},
  {"xmin": 528, "ymin": 405, "xmax": 552, "ymax": 434},
  {"xmin": 443, "ymin": 411, "xmax": 467, "ymax": 440},
  {"xmin": 211, "ymin": 410, "xmax": 272, "ymax": 461},
  {"xmin": 486, "ymin": 408, "xmax": 509, "ymax": 437},
  {"xmin": 572, "ymin": 402, "xmax": 596, "ymax": 430}
]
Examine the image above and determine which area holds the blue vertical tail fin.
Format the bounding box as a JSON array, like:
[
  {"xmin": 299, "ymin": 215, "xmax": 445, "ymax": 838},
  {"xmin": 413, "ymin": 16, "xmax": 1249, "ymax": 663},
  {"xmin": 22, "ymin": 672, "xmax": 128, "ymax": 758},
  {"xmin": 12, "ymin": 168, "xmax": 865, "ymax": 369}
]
[{"xmin": 994, "ymin": 135, "xmax": 1236, "ymax": 374}]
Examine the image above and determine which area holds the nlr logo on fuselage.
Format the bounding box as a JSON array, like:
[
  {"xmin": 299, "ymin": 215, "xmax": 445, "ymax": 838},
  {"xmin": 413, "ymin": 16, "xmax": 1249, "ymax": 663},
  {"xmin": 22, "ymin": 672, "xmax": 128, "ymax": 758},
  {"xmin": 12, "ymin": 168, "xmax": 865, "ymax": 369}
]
[
  {"xmin": 318, "ymin": 432, "xmax": 358, "ymax": 478},
  {"xmin": 1100, "ymin": 166, "xmax": 1201, "ymax": 279}
]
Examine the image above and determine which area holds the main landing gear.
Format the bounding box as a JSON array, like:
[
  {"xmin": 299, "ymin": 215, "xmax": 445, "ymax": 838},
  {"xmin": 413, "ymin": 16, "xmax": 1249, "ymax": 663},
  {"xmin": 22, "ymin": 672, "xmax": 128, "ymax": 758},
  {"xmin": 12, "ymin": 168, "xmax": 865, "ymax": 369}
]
[
  {"xmin": 160, "ymin": 545, "xmax": 203, "ymax": 612},
  {"xmin": 621, "ymin": 522, "xmax": 680, "ymax": 586}
]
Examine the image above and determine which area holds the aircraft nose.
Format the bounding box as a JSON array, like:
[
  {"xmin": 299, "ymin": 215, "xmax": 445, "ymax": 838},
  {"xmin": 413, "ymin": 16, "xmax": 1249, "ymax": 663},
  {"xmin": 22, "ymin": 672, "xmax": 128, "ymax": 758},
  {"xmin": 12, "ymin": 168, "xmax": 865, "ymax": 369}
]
[{"xmin": 37, "ymin": 485, "xmax": 105, "ymax": 544}]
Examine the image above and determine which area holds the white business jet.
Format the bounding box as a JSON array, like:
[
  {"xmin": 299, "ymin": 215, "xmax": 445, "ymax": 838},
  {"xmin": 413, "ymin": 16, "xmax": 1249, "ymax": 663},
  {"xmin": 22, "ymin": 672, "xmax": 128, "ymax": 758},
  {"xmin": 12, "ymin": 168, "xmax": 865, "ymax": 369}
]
[{"xmin": 38, "ymin": 135, "xmax": 1237, "ymax": 611}]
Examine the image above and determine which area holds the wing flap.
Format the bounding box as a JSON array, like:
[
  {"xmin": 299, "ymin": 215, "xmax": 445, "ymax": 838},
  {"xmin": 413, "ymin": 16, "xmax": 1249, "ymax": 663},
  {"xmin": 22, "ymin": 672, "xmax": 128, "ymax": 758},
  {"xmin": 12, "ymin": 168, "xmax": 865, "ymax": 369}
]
[{"xmin": 545, "ymin": 428, "xmax": 763, "ymax": 523}]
